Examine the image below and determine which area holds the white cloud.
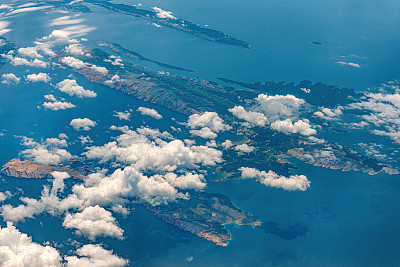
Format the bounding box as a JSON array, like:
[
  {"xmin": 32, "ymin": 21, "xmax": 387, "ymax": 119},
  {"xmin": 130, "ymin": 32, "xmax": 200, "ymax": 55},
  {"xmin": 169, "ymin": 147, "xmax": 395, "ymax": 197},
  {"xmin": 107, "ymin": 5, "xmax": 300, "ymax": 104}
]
[
  {"xmin": 70, "ymin": 118, "xmax": 97, "ymax": 131},
  {"xmin": 2, "ymin": 54, "xmax": 48, "ymax": 68},
  {"xmin": 228, "ymin": 106, "xmax": 268, "ymax": 126},
  {"xmin": 8, "ymin": 5, "xmax": 52, "ymax": 15},
  {"xmin": 20, "ymin": 136, "xmax": 74, "ymax": 165},
  {"xmin": 314, "ymin": 106, "xmax": 343, "ymax": 120},
  {"xmin": 61, "ymin": 56, "xmax": 88, "ymax": 69},
  {"xmin": 0, "ymin": 222, "xmax": 63, "ymax": 267},
  {"xmin": 0, "ymin": 21, "xmax": 11, "ymax": 36},
  {"xmin": 65, "ymin": 43, "xmax": 86, "ymax": 56},
  {"xmin": 240, "ymin": 167, "xmax": 310, "ymax": 191},
  {"xmin": 65, "ymin": 244, "xmax": 128, "ymax": 267},
  {"xmin": 90, "ymin": 64, "xmax": 108, "ymax": 74},
  {"xmin": 187, "ymin": 112, "xmax": 231, "ymax": 139},
  {"xmin": 347, "ymin": 82, "xmax": 400, "ymax": 143},
  {"xmin": 255, "ymin": 94, "xmax": 305, "ymax": 121},
  {"xmin": 42, "ymin": 99, "xmax": 76, "ymax": 111},
  {"xmin": 26, "ymin": 73, "xmax": 50, "ymax": 83},
  {"xmin": 137, "ymin": 107, "xmax": 162, "ymax": 119},
  {"xmin": 113, "ymin": 110, "xmax": 131, "ymax": 121},
  {"xmin": 336, "ymin": 61, "xmax": 360, "ymax": 68},
  {"xmin": 18, "ymin": 47, "xmax": 42, "ymax": 59},
  {"xmin": 270, "ymin": 119, "xmax": 316, "ymax": 136},
  {"xmin": 78, "ymin": 136, "xmax": 93, "ymax": 145},
  {"xmin": 57, "ymin": 79, "xmax": 96, "ymax": 98},
  {"xmin": 152, "ymin": 7, "xmax": 176, "ymax": 19},
  {"xmin": 84, "ymin": 126, "xmax": 223, "ymax": 172},
  {"xmin": 63, "ymin": 205, "xmax": 124, "ymax": 240},
  {"xmin": 50, "ymin": 16, "xmax": 85, "ymax": 26},
  {"xmin": 235, "ymin": 143, "xmax": 255, "ymax": 154},
  {"xmin": 1, "ymin": 73, "xmax": 20, "ymax": 85}
]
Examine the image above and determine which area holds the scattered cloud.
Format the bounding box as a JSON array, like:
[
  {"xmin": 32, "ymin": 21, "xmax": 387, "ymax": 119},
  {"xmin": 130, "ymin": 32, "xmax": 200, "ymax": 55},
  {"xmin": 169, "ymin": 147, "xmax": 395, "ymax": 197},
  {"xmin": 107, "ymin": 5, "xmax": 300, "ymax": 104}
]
[
  {"xmin": 1, "ymin": 73, "xmax": 20, "ymax": 85},
  {"xmin": 152, "ymin": 7, "xmax": 176, "ymax": 19},
  {"xmin": 26, "ymin": 73, "xmax": 51, "ymax": 83},
  {"xmin": 270, "ymin": 119, "xmax": 316, "ymax": 136},
  {"xmin": 187, "ymin": 112, "xmax": 231, "ymax": 139},
  {"xmin": 63, "ymin": 205, "xmax": 124, "ymax": 240},
  {"xmin": 240, "ymin": 167, "xmax": 310, "ymax": 191},
  {"xmin": 113, "ymin": 110, "xmax": 131, "ymax": 121},
  {"xmin": 228, "ymin": 106, "xmax": 267, "ymax": 126},
  {"xmin": 70, "ymin": 118, "xmax": 97, "ymax": 131},
  {"xmin": 137, "ymin": 107, "xmax": 162, "ymax": 119},
  {"xmin": 57, "ymin": 79, "xmax": 96, "ymax": 98},
  {"xmin": 336, "ymin": 61, "xmax": 360, "ymax": 68}
]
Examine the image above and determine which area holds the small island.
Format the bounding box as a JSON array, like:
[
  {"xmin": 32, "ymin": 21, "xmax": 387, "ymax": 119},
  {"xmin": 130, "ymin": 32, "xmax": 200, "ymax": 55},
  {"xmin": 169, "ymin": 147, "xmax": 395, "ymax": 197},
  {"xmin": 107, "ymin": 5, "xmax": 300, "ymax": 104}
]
[{"xmin": 1, "ymin": 158, "xmax": 92, "ymax": 179}]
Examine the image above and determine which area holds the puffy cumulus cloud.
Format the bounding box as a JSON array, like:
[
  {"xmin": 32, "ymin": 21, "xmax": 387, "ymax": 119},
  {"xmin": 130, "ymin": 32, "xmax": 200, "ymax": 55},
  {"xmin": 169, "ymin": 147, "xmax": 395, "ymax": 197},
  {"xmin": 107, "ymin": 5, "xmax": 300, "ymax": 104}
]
[
  {"xmin": 70, "ymin": 118, "xmax": 97, "ymax": 131},
  {"xmin": 240, "ymin": 167, "xmax": 310, "ymax": 191},
  {"xmin": 61, "ymin": 56, "xmax": 88, "ymax": 69},
  {"xmin": 137, "ymin": 106, "xmax": 162, "ymax": 119},
  {"xmin": 187, "ymin": 112, "xmax": 231, "ymax": 139},
  {"xmin": 0, "ymin": 191, "xmax": 10, "ymax": 202},
  {"xmin": 65, "ymin": 244, "xmax": 128, "ymax": 267},
  {"xmin": 152, "ymin": 7, "xmax": 176, "ymax": 19},
  {"xmin": 42, "ymin": 100, "xmax": 76, "ymax": 111},
  {"xmin": 1, "ymin": 73, "xmax": 20, "ymax": 85},
  {"xmin": 1, "ymin": 54, "xmax": 48, "ymax": 68},
  {"xmin": 158, "ymin": 172, "xmax": 206, "ymax": 190},
  {"xmin": 65, "ymin": 43, "xmax": 87, "ymax": 56},
  {"xmin": 90, "ymin": 64, "xmax": 108, "ymax": 74},
  {"xmin": 228, "ymin": 106, "xmax": 268, "ymax": 127},
  {"xmin": 61, "ymin": 167, "xmax": 186, "ymax": 208},
  {"xmin": 20, "ymin": 136, "xmax": 74, "ymax": 165},
  {"xmin": 270, "ymin": 119, "xmax": 316, "ymax": 136},
  {"xmin": 255, "ymin": 94, "xmax": 306, "ymax": 121},
  {"xmin": 26, "ymin": 73, "xmax": 50, "ymax": 83},
  {"xmin": 18, "ymin": 47, "xmax": 42, "ymax": 59},
  {"xmin": 0, "ymin": 222, "xmax": 63, "ymax": 267},
  {"xmin": 347, "ymin": 81, "xmax": 400, "ymax": 143},
  {"xmin": 63, "ymin": 205, "xmax": 124, "ymax": 240},
  {"xmin": 189, "ymin": 127, "xmax": 217, "ymax": 139},
  {"xmin": 235, "ymin": 143, "xmax": 255, "ymax": 154},
  {"xmin": 57, "ymin": 79, "xmax": 96, "ymax": 98},
  {"xmin": 336, "ymin": 61, "xmax": 360, "ymax": 68},
  {"xmin": 314, "ymin": 106, "xmax": 343, "ymax": 120},
  {"xmin": 104, "ymin": 74, "xmax": 123, "ymax": 86},
  {"xmin": 113, "ymin": 110, "xmax": 131, "ymax": 121},
  {"xmin": 84, "ymin": 126, "xmax": 223, "ymax": 172},
  {"xmin": 104, "ymin": 56, "xmax": 124, "ymax": 67}
]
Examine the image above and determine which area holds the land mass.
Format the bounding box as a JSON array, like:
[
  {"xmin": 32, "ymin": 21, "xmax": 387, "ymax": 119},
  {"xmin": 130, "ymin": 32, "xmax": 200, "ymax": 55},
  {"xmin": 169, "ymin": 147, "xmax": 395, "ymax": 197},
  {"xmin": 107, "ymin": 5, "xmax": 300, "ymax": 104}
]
[
  {"xmin": 84, "ymin": 0, "xmax": 250, "ymax": 49},
  {"xmin": 97, "ymin": 42, "xmax": 193, "ymax": 72},
  {"xmin": 147, "ymin": 192, "xmax": 261, "ymax": 246},
  {"xmin": 1, "ymin": 158, "xmax": 93, "ymax": 179}
]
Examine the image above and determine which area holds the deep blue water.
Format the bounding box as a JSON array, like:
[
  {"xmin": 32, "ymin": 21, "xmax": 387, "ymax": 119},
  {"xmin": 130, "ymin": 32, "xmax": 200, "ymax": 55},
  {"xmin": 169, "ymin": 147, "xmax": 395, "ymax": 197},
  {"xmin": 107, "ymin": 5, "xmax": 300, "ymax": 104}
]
[{"xmin": 0, "ymin": 0, "xmax": 400, "ymax": 265}]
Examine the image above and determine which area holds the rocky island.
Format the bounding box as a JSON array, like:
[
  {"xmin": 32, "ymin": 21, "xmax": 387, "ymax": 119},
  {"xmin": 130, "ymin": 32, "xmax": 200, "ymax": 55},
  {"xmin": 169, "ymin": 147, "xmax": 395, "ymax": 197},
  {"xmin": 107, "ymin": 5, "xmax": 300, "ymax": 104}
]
[
  {"xmin": 1, "ymin": 158, "xmax": 93, "ymax": 179},
  {"xmin": 148, "ymin": 192, "xmax": 261, "ymax": 246}
]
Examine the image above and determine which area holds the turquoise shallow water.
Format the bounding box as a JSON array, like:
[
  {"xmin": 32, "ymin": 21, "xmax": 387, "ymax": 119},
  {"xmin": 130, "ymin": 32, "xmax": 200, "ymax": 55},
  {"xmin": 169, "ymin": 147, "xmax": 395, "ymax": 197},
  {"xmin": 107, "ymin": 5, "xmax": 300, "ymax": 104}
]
[{"xmin": 0, "ymin": 0, "xmax": 400, "ymax": 265}]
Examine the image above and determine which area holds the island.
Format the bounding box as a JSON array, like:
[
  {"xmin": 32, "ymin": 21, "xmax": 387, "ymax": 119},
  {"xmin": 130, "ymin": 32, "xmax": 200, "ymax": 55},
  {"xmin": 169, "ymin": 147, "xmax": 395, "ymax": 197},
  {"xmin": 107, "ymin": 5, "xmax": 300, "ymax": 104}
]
[
  {"xmin": 97, "ymin": 42, "xmax": 193, "ymax": 72},
  {"xmin": 147, "ymin": 192, "xmax": 261, "ymax": 246},
  {"xmin": 84, "ymin": 0, "xmax": 250, "ymax": 49},
  {"xmin": 1, "ymin": 158, "xmax": 93, "ymax": 179}
]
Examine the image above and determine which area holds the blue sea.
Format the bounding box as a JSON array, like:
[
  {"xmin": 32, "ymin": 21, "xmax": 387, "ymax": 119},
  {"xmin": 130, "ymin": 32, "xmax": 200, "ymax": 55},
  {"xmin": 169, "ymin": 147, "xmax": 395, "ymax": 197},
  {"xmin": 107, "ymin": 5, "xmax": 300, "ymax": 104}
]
[{"xmin": 1, "ymin": 0, "xmax": 400, "ymax": 265}]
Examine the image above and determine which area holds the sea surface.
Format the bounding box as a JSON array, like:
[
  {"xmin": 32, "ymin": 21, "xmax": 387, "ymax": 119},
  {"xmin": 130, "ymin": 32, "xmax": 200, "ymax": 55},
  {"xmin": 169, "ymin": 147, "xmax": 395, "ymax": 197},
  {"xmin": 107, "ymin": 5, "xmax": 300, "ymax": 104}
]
[{"xmin": 0, "ymin": 0, "xmax": 400, "ymax": 265}]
